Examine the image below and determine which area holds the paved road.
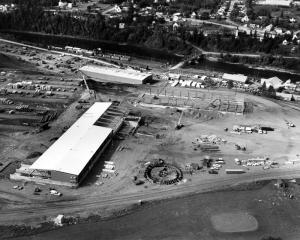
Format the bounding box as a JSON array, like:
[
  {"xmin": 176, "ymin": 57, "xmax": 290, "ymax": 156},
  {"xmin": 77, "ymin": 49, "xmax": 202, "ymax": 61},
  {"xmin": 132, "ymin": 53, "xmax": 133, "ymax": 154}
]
[
  {"xmin": 185, "ymin": 17, "xmax": 266, "ymax": 38},
  {"xmin": 185, "ymin": 18, "xmax": 237, "ymax": 30},
  {"xmin": 188, "ymin": 41, "xmax": 300, "ymax": 59},
  {"xmin": 1, "ymin": 166, "xmax": 300, "ymax": 225}
]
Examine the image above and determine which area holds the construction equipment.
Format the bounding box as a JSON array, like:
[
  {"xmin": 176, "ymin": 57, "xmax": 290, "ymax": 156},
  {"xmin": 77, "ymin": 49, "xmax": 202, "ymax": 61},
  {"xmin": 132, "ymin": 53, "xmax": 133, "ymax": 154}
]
[
  {"xmin": 175, "ymin": 110, "xmax": 184, "ymax": 130},
  {"xmin": 285, "ymin": 119, "xmax": 296, "ymax": 127},
  {"xmin": 289, "ymin": 122, "xmax": 295, "ymax": 127},
  {"xmin": 81, "ymin": 73, "xmax": 96, "ymax": 99},
  {"xmin": 235, "ymin": 144, "xmax": 246, "ymax": 151}
]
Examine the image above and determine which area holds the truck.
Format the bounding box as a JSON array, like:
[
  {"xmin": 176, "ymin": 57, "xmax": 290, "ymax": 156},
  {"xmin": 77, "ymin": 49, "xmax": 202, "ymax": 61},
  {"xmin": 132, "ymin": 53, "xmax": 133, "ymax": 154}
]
[{"xmin": 225, "ymin": 169, "xmax": 246, "ymax": 174}]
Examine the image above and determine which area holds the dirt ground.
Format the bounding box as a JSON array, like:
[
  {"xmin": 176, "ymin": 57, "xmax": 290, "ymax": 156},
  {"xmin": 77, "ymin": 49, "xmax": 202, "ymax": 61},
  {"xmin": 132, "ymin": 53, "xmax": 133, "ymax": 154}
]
[
  {"xmin": 1, "ymin": 40, "xmax": 300, "ymax": 228},
  {"xmin": 1, "ymin": 90, "xmax": 300, "ymax": 217},
  {"xmin": 10, "ymin": 180, "xmax": 300, "ymax": 240}
]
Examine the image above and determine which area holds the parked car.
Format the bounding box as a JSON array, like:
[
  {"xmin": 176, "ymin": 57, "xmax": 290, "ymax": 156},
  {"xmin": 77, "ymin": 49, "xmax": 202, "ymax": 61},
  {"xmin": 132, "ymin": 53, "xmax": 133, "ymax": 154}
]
[{"xmin": 208, "ymin": 169, "xmax": 218, "ymax": 174}]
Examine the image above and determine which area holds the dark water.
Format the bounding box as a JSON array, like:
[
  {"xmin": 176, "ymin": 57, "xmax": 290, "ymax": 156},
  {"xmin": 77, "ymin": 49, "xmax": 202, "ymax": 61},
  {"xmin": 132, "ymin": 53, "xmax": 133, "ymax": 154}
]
[
  {"xmin": 0, "ymin": 30, "xmax": 182, "ymax": 64},
  {"xmin": 185, "ymin": 60, "xmax": 300, "ymax": 82},
  {"xmin": 1, "ymin": 30, "xmax": 299, "ymax": 82},
  {"xmin": 17, "ymin": 182, "xmax": 300, "ymax": 240}
]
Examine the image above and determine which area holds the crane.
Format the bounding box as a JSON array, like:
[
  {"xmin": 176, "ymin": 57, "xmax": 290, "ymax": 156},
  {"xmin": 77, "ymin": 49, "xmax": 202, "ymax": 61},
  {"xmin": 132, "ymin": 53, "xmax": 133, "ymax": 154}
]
[
  {"xmin": 175, "ymin": 110, "xmax": 184, "ymax": 130},
  {"xmin": 81, "ymin": 73, "xmax": 96, "ymax": 99}
]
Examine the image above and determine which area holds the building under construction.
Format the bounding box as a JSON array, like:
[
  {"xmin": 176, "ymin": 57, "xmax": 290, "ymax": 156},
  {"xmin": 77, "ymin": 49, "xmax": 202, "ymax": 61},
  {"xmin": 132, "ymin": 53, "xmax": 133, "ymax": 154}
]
[{"xmin": 11, "ymin": 102, "xmax": 126, "ymax": 187}]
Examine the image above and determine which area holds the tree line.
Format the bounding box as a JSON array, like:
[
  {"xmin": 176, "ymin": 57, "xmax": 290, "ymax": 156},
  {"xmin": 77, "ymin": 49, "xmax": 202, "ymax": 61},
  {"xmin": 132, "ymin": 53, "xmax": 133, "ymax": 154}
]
[
  {"xmin": 0, "ymin": 0, "xmax": 191, "ymax": 54},
  {"xmin": 0, "ymin": 0, "xmax": 298, "ymax": 59}
]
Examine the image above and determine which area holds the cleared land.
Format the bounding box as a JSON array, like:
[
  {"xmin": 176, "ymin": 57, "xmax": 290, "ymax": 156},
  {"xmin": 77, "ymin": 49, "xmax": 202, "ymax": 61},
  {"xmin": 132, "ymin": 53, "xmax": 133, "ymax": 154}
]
[
  {"xmin": 0, "ymin": 39, "xmax": 300, "ymax": 231},
  {"xmin": 211, "ymin": 212, "xmax": 258, "ymax": 233}
]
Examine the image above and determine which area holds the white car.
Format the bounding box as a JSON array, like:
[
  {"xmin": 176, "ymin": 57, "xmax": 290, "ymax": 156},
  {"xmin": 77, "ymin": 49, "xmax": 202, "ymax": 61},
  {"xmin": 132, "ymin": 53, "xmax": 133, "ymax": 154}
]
[
  {"xmin": 213, "ymin": 164, "xmax": 221, "ymax": 168},
  {"xmin": 50, "ymin": 190, "xmax": 62, "ymax": 196}
]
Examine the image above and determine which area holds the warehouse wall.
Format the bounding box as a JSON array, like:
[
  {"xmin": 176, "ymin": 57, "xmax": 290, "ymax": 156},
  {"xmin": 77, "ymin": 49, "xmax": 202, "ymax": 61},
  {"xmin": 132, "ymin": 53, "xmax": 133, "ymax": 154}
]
[
  {"xmin": 77, "ymin": 131, "xmax": 113, "ymax": 185},
  {"xmin": 51, "ymin": 171, "xmax": 77, "ymax": 183}
]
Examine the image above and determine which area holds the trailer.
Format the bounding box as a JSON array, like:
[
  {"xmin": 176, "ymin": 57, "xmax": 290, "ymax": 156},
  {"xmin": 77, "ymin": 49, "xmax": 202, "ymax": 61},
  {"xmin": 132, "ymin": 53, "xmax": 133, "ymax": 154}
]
[
  {"xmin": 171, "ymin": 80, "xmax": 179, "ymax": 87},
  {"xmin": 185, "ymin": 80, "xmax": 192, "ymax": 88},
  {"xmin": 104, "ymin": 164, "xmax": 115, "ymax": 170},
  {"xmin": 191, "ymin": 81, "xmax": 197, "ymax": 88},
  {"xmin": 103, "ymin": 169, "xmax": 116, "ymax": 173},
  {"xmin": 225, "ymin": 169, "xmax": 245, "ymax": 174}
]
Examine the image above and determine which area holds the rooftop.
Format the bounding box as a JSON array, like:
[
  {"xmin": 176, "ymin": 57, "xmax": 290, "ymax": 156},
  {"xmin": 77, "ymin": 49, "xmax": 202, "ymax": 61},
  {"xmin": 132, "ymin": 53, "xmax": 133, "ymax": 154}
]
[
  {"xmin": 30, "ymin": 102, "xmax": 113, "ymax": 175},
  {"xmin": 261, "ymin": 76, "xmax": 283, "ymax": 89},
  {"xmin": 222, "ymin": 73, "xmax": 248, "ymax": 83},
  {"xmin": 80, "ymin": 65, "xmax": 152, "ymax": 81}
]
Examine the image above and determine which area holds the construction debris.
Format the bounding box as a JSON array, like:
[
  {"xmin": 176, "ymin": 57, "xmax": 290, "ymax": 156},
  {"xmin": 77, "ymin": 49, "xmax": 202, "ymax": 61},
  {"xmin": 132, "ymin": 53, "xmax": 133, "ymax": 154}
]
[{"xmin": 196, "ymin": 135, "xmax": 227, "ymax": 144}]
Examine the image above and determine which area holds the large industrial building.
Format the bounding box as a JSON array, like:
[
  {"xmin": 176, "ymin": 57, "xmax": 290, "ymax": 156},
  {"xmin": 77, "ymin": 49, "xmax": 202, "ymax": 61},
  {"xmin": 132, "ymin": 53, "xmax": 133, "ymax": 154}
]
[
  {"xmin": 222, "ymin": 73, "xmax": 248, "ymax": 84},
  {"xmin": 79, "ymin": 65, "xmax": 152, "ymax": 85},
  {"xmin": 11, "ymin": 102, "xmax": 125, "ymax": 187}
]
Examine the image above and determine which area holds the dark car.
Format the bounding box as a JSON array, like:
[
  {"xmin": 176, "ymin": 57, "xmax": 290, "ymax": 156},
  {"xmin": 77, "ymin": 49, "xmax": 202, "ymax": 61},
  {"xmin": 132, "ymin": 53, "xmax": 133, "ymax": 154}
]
[{"xmin": 208, "ymin": 169, "xmax": 218, "ymax": 174}]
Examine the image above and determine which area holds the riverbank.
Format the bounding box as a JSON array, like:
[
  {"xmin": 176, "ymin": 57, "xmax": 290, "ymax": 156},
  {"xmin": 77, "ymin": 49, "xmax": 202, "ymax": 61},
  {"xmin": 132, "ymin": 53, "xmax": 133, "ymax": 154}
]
[
  {"xmin": 183, "ymin": 58, "xmax": 300, "ymax": 82},
  {"xmin": 6, "ymin": 179, "xmax": 300, "ymax": 240},
  {"xmin": 2, "ymin": 31, "xmax": 299, "ymax": 82},
  {"xmin": 205, "ymin": 56, "xmax": 300, "ymax": 75},
  {"xmin": 0, "ymin": 30, "xmax": 183, "ymax": 64}
]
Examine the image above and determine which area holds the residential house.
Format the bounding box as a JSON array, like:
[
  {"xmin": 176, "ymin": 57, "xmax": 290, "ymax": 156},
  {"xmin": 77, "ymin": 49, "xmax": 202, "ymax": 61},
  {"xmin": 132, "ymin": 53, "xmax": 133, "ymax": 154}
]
[{"xmin": 261, "ymin": 76, "xmax": 283, "ymax": 89}]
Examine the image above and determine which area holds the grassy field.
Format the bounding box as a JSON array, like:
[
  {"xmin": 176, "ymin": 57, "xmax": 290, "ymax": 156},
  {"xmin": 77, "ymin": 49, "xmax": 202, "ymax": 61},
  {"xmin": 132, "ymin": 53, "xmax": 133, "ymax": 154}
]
[{"xmin": 14, "ymin": 180, "xmax": 300, "ymax": 240}]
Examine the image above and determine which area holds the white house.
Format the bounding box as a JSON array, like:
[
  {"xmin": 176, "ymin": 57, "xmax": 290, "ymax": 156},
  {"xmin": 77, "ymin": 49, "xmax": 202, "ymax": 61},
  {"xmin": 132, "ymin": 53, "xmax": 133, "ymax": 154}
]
[
  {"xmin": 173, "ymin": 12, "xmax": 182, "ymax": 22},
  {"xmin": 261, "ymin": 76, "xmax": 283, "ymax": 89},
  {"xmin": 274, "ymin": 28, "xmax": 283, "ymax": 35},
  {"xmin": 58, "ymin": 1, "xmax": 67, "ymax": 8},
  {"xmin": 265, "ymin": 24, "xmax": 273, "ymax": 32},
  {"xmin": 191, "ymin": 12, "xmax": 197, "ymax": 19},
  {"xmin": 241, "ymin": 15, "xmax": 249, "ymax": 23},
  {"xmin": 114, "ymin": 5, "xmax": 122, "ymax": 13},
  {"xmin": 276, "ymin": 92, "xmax": 293, "ymax": 101},
  {"xmin": 173, "ymin": 22, "xmax": 179, "ymax": 31},
  {"xmin": 283, "ymin": 79, "xmax": 297, "ymax": 90},
  {"xmin": 282, "ymin": 39, "xmax": 288, "ymax": 45},
  {"xmin": 119, "ymin": 23, "xmax": 125, "ymax": 29}
]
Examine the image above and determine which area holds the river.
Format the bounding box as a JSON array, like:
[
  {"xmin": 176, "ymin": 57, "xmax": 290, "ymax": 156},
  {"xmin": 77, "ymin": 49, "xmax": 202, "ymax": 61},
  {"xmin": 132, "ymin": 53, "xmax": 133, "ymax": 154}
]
[
  {"xmin": 0, "ymin": 30, "xmax": 182, "ymax": 64},
  {"xmin": 1, "ymin": 30, "xmax": 300, "ymax": 82},
  {"xmin": 184, "ymin": 60, "xmax": 300, "ymax": 82}
]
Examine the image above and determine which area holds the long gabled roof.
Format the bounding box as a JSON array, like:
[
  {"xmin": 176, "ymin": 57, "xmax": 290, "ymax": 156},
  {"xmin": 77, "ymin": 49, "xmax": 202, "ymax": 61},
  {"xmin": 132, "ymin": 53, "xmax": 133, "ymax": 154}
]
[
  {"xmin": 30, "ymin": 102, "xmax": 112, "ymax": 175},
  {"xmin": 222, "ymin": 73, "xmax": 248, "ymax": 83},
  {"xmin": 80, "ymin": 65, "xmax": 152, "ymax": 81}
]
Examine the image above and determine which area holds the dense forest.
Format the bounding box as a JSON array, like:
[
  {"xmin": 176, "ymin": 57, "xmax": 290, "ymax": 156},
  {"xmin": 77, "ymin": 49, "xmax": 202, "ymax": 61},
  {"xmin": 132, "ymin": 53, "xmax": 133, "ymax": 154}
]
[
  {"xmin": 187, "ymin": 29, "xmax": 297, "ymax": 55},
  {"xmin": 0, "ymin": 0, "xmax": 191, "ymax": 54},
  {"xmin": 220, "ymin": 53, "xmax": 300, "ymax": 71},
  {"xmin": 0, "ymin": 0, "xmax": 299, "ymax": 59}
]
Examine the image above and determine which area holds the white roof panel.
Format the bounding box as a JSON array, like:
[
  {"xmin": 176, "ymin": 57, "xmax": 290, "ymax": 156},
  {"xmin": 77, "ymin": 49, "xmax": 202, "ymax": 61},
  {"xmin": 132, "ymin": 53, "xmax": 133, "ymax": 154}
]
[
  {"xmin": 222, "ymin": 73, "xmax": 248, "ymax": 83},
  {"xmin": 261, "ymin": 76, "xmax": 283, "ymax": 89},
  {"xmin": 30, "ymin": 102, "xmax": 112, "ymax": 175},
  {"xmin": 80, "ymin": 65, "xmax": 152, "ymax": 81}
]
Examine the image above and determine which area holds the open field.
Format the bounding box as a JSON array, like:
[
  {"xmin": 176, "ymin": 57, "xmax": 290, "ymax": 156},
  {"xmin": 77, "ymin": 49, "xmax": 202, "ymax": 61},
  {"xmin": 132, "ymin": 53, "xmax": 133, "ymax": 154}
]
[
  {"xmin": 211, "ymin": 212, "xmax": 258, "ymax": 233},
  {"xmin": 6, "ymin": 180, "xmax": 300, "ymax": 240},
  {"xmin": 0, "ymin": 45, "xmax": 86, "ymax": 172}
]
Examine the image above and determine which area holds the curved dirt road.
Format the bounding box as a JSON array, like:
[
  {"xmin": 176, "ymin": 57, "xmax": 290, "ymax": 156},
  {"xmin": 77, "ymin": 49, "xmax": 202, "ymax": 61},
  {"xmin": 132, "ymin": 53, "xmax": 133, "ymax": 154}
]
[{"xmin": 1, "ymin": 167, "xmax": 300, "ymax": 225}]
